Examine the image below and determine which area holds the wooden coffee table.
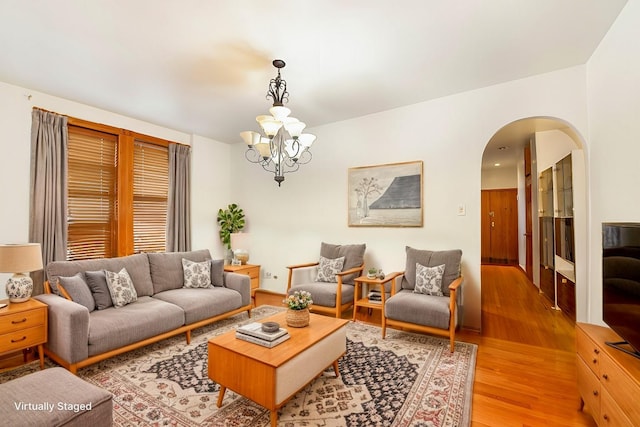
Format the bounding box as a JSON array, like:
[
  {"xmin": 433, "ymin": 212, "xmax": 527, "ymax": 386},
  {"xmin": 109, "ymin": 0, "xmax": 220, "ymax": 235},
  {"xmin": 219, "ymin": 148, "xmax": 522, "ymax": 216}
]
[{"xmin": 208, "ymin": 311, "xmax": 348, "ymax": 427}]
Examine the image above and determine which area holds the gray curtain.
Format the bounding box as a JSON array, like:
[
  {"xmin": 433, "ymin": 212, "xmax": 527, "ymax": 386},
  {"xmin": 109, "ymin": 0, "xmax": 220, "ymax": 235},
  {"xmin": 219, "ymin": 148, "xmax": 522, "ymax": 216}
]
[
  {"xmin": 167, "ymin": 143, "xmax": 191, "ymax": 252},
  {"xmin": 29, "ymin": 109, "xmax": 68, "ymax": 294}
]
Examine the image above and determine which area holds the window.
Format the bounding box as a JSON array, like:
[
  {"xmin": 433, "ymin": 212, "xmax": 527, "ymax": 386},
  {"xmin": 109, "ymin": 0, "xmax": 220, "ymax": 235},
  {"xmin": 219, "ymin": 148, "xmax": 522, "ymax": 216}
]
[
  {"xmin": 67, "ymin": 126, "xmax": 117, "ymax": 260},
  {"xmin": 67, "ymin": 121, "xmax": 171, "ymax": 260}
]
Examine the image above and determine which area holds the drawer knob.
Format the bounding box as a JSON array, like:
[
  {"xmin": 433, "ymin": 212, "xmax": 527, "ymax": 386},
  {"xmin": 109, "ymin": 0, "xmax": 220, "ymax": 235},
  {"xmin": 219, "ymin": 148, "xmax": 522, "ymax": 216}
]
[
  {"xmin": 603, "ymin": 414, "xmax": 609, "ymax": 421},
  {"xmin": 11, "ymin": 336, "xmax": 27, "ymax": 343},
  {"xmin": 593, "ymin": 390, "xmax": 598, "ymax": 396},
  {"xmin": 594, "ymin": 349, "xmax": 600, "ymax": 354},
  {"xmin": 593, "ymin": 359, "xmax": 598, "ymax": 364},
  {"xmin": 11, "ymin": 318, "xmax": 27, "ymax": 324},
  {"xmin": 602, "ymin": 374, "xmax": 609, "ymax": 380}
]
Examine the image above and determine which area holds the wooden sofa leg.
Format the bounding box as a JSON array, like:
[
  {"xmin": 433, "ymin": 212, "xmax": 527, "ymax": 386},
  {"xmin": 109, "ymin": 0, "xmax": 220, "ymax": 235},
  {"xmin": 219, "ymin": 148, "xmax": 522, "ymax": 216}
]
[
  {"xmin": 449, "ymin": 333, "xmax": 454, "ymax": 353},
  {"xmin": 185, "ymin": 330, "xmax": 191, "ymax": 345}
]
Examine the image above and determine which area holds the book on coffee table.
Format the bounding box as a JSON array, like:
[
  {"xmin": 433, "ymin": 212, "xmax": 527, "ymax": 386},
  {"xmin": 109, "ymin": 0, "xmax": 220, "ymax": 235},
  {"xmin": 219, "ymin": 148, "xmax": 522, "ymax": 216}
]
[
  {"xmin": 236, "ymin": 322, "xmax": 288, "ymax": 341},
  {"xmin": 235, "ymin": 331, "xmax": 291, "ymax": 348}
]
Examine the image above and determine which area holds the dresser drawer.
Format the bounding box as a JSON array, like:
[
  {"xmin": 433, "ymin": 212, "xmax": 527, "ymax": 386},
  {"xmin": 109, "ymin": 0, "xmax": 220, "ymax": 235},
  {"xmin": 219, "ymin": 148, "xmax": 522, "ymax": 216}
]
[
  {"xmin": 577, "ymin": 355, "xmax": 601, "ymax": 420},
  {"xmin": 576, "ymin": 325, "xmax": 601, "ymax": 377},
  {"xmin": 0, "ymin": 325, "xmax": 47, "ymax": 354},
  {"xmin": 600, "ymin": 352, "xmax": 640, "ymax": 424},
  {"xmin": 600, "ymin": 388, "xmax": 634, "ymax": 427},
  {"xmin": 0, "ymin": 308, "xmax": 46, "ymax": 335}
]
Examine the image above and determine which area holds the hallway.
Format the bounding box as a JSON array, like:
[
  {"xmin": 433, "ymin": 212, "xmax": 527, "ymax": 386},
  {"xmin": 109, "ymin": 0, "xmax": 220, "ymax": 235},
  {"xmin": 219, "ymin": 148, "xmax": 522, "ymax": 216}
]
[{"xmin": 460, "ymin": 265, "xmax": 595, "ymax": 426}]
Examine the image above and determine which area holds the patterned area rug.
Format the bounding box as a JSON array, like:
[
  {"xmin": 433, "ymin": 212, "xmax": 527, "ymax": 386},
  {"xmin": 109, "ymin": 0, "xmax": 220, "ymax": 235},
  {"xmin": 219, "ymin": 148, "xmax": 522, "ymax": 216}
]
[{"xmin": 0, "ymin": 305, "xmax": 476, "ymax": 426}]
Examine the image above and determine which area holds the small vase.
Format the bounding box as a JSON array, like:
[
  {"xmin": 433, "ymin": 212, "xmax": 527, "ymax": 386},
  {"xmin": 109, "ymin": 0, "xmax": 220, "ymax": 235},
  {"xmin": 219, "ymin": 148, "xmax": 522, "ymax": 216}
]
[{"xmin": 286, "ymin": 307, "xmax": 310, "ymax": 328}]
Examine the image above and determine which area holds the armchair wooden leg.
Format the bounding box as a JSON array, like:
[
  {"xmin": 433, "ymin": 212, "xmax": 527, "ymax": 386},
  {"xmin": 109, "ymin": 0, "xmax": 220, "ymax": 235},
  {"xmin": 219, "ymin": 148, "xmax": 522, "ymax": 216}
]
[
  {"xmin": 449, "ymin": 332, "xmax": 455, "ymax": 353},
  {"xmin": 381, "ymin": 317, "xmax": 387, "ymax": 339}
]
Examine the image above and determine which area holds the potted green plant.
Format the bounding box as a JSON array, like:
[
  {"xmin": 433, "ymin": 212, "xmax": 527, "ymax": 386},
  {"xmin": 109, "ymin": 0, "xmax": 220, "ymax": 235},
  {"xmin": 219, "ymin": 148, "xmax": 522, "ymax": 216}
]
[
  {"xmin": 367, "ymin": 268, "xmax": 378, "ymax": 279},
  {"xmin": 216, "ymin": 203, "xmax": 245, "ymax": 262}
]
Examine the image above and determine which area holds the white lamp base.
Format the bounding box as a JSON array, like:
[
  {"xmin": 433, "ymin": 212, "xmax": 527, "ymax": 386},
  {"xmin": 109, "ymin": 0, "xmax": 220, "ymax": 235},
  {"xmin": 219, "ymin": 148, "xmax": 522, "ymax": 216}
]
[{"xmin": 6, "ymin": 273, "xmax": 33, "ymax": 303}]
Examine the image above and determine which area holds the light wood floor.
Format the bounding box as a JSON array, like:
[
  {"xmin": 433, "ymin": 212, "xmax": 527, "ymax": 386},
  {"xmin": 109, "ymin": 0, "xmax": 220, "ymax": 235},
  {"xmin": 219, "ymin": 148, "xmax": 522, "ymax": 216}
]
[{"xmin": 257, "ymin": 265, "xmax": 596, "ymax": 426}]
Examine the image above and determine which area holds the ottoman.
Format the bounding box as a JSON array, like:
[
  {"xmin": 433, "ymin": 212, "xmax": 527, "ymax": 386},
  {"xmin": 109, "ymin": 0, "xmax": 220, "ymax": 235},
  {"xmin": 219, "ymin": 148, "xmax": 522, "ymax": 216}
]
[{"xmin": 0, "ymin": 367, "xmax": 112, "ymax": 426}]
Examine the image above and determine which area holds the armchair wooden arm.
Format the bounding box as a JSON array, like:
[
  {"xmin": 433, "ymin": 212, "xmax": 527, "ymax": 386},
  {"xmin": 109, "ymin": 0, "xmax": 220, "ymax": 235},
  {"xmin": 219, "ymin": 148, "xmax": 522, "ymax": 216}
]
[
  {"xmin": 385, "ymin": 272, "xmax": 404, "ymax": 296},
  {"xmin": 335, "ymin": 265, "xmax": 365, "ymax": 278},
  {"xmin": 286, "ymin": 262, "xmax": 320, "ymax": 292}
]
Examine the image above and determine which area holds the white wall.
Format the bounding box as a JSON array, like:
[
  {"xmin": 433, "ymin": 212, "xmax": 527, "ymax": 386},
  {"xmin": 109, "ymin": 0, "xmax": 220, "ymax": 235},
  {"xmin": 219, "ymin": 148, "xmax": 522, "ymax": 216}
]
[
  {"xmin": 481, "ymin": 166, "xmax": 518, "ymax": 189},
  {"xmin": 0, "ymin": 81, "xmax": 232, "ymax": 298},
  {"xmin": 230, "ymin": 66, "xmax": 589, "ymax": 331},
  {"xmin": 587, "ymin": 0, "xmax": 640, "ymax": 324}
]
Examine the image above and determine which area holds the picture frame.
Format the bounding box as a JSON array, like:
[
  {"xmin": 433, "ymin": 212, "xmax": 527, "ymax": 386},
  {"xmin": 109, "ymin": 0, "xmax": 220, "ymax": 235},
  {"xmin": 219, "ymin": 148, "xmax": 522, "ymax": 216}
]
[{"xmin": 348, "ymin": 160, "xmax": 423, "ymax": 227}]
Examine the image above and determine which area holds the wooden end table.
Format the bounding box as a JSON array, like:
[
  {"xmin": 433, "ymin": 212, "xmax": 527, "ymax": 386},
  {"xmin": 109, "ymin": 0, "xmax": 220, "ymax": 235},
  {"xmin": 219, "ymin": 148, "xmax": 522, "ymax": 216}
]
[
  {"xmin": 352, "ymin": 272, "xmax": 402, "ymax": 322},
  {"xmin": 208, "ymin": 311, "xmax": 348, "ymax": 427},
  {"xmin": 0, "ymin": 298, "xmax": 48, "ymax": 370}
]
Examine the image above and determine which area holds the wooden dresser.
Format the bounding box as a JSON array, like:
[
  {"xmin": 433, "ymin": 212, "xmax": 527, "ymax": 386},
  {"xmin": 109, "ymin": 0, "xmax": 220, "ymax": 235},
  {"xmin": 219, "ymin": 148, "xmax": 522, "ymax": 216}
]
[
  {"xmin": 224, "ymin": 264, "xmax": 260, "ymax": 303},
  {"xmin": 576, "ymin": 322, "xmax": 640, "ymax": 426},
  {"xmin": 0, "ymin": 298, "xmax": 48, "ymax": 370}
]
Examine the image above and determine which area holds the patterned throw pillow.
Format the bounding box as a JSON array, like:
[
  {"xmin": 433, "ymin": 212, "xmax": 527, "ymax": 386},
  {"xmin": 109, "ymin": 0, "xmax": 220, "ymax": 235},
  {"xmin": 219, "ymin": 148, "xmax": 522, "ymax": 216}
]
[
  {"xmin": 182, "ymin": 258, "xmax": 212, "ymax": 288},
  {"xmin": 316, "ymin": 256, "xmax": 345, "ymax": 283},
  {"xmin": 105, "ymin": 268, "xmax": 138, "ymax": 308},
  {"xmin": 414, "ymin": 263, "xmax": 446, "ymax": 296}
]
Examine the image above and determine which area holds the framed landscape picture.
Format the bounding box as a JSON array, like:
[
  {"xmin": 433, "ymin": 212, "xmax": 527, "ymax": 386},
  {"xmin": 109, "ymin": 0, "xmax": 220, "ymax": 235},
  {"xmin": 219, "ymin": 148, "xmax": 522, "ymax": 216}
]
[{"xmin": 348, "ymin": 160, "xmax": 423, "ymax": 227}]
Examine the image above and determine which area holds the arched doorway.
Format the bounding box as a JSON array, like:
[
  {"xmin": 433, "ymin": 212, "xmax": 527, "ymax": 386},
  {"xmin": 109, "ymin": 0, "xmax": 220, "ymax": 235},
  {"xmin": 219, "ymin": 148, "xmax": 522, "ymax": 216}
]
[{"xmin": 481, "ymin": 116, "xmax": 588, "ymax": 324}]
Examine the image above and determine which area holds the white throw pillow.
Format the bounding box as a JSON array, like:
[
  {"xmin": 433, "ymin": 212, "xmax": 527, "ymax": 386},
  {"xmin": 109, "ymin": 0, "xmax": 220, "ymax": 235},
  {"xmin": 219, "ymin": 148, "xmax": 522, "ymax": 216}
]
[
  {"xmin": 105, "ymin": 268, "xmax": 138, "ymax": 308},
  {"xmin": 182, "ymin": 258, "xmax": 213, "ymax": 288},
  {"xmin": 316, "ymin": 256, "xmax": 345, "ymax": 283},
  {"xmin": 414, "ymin": 263, "xmax": 445, "ymax": 296}
]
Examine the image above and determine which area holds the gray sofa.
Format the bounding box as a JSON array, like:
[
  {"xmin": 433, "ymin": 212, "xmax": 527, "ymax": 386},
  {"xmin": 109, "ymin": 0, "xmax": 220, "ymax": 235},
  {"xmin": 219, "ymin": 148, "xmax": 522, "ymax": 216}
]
[{"xmin": 34, "ymin": 249, "xmax": 251, "ymax": 373}]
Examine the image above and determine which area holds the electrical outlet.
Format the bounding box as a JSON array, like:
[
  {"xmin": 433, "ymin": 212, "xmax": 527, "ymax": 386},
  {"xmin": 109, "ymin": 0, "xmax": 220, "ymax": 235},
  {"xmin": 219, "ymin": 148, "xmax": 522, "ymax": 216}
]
[
  {"xmin": 457, "ymin": 204, "xmax": 466, "ymax": 216},
  {"xmin": 264, "ymin": 271, "xmax": 272, "ymax": 279}
]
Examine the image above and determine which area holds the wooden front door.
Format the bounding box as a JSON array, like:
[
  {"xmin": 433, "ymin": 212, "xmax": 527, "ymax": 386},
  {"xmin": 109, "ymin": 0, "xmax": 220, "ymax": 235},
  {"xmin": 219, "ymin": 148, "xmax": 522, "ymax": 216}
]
[{"xmin": 481, "ymin": 189, "xmax": 519, "ymax": 264}]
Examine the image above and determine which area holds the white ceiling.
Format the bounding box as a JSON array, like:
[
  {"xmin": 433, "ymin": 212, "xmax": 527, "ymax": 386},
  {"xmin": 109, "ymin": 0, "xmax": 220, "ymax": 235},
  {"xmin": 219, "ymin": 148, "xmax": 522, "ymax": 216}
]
[{"xmin": 0, "ymin": 0, "xmax": 627, "ymax": 160}]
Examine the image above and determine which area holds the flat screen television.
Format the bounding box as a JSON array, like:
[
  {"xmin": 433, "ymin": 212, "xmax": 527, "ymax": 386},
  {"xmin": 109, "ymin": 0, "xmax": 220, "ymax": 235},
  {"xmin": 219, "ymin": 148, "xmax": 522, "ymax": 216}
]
[{"xmin": 602, "ymin": 223, "xmax": 640, "ymax": 359}]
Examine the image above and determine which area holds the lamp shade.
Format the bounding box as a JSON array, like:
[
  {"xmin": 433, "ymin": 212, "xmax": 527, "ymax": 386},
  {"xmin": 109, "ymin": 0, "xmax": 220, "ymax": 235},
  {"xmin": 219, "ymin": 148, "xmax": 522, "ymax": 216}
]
[{"xmin": 0, "ymin": 243, "xmax": 43, "ymax": 273}]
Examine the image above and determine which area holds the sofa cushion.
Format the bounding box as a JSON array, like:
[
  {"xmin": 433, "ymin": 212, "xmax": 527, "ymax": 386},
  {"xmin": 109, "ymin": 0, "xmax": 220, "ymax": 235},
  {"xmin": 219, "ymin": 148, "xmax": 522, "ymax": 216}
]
[
  {"xmin": 148, "ymin": 249, "xmax": 212, "ymax": 294},
  {"xmin": 46, "ymin": 253, "xmax": 154, "ymax": 297},
  {"xmin": 182, "ymin": 258, "xmax": 212, "ymax": 288},
  {"xmin": 385, "ymin": 289, "xmax": 453, "ymax": 330},
  {"xmin": 85, "ymin": 270, "xmax": 113, "ymax": 310},
  {"xmin": 414, "ymin": 263, "xmax": 445, "ymax": 296},
  {"xmin": 105, "ymin": 268, "xmax": 138, "ymax": 308},
  {"xmin": 211, "ymin": 259, "xmax": 224, "ymax": 287},
  {"xmin": 58, "ymin": 273, "xmax": 96, "ymax": 312},
  {"xmin": 0, "ymin": 367, "xmax": 113, "ymax": 427},
  {"xmin": 316, "ymin": 255, "xmax": 345, "ymax": 283},
  {"xmin": 288, "ymin": 282, "xmax": 355, "ymax": 308},
  {"xmin": 87, "ymin": 296, "xmax": 184, "ymax": 356},
  {"xmin": 320, "ymin": 242, "xmax": 366, "ymax": 284},
  {"xmin": 153, "ymin": 287, "xmax": 243, "ymax": 325},
  {"xmin": 402, "ymin": 247, "xmax": 462, "ymax": 296}
]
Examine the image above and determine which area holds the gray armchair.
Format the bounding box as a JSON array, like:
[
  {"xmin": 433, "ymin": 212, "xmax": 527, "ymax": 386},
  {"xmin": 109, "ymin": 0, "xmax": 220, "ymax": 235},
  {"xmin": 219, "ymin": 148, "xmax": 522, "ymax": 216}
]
[
  {"xmin": 382, "ymin": 247, "xmax": 463, "ymax": 352},
  {"xmin": 286, "ymin": 242, "xmax": 366, "ymax": 318}
]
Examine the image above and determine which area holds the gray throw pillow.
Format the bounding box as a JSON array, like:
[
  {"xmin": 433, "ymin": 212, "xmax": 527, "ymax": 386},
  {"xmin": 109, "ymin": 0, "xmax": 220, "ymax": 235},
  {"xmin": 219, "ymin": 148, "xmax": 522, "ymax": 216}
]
[
  {"xmin": 57, "ymin": 273, "xmax": 96, "ymax": 312},
  {"xmin": 85, "ymin": 270, "xmax": 113, "ymax": 310},
  {"xmin": 182, "ymin": 258, "xmax": 212, "ymax": 288},
  {"xmin": 105, "ymin": 268, "xmax": 138, "ymax": 308},
  {"xmin": 316, "ymin": 256, "xmax": 345, "ymax": 283},
  {"xmin": 210, "ymin": 259, "xmax": 224, "ymax": 287},
  {"xmin": 414, "ymin": 263, "xmax": 445, "ymax": 296}
]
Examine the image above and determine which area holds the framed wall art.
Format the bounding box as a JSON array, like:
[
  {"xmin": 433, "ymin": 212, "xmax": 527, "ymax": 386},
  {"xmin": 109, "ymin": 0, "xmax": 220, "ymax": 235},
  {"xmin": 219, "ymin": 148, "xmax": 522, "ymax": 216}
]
[{"xmin": 348, "ymin": 160, "xmax": 423, "ymax": 227}]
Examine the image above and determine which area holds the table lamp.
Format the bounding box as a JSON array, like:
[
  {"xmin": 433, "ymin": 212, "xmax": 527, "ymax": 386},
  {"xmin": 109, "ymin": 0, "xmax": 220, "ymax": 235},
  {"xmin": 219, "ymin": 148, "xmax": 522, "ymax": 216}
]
[
  {"xmin": 0, "ymin": 243, "xmax": 43, "ymax": 303},
  {"xmin": 230, "ymin": 233, "xmax": 250, "ymax": 265}
]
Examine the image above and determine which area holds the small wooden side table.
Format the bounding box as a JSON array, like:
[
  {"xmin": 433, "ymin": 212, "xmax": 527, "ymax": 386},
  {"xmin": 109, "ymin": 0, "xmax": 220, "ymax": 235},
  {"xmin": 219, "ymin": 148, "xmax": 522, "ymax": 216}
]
[
  {"xmin": 0, "ymin": 298, "xmax": 48, "ymax": 370},
  {"xmin": 352, "ymin": 273, "xmax": 402, "ymax": 322},
  {"xmin": 224, "ymin": 263, "xmax": 261, "ymax": 304}
]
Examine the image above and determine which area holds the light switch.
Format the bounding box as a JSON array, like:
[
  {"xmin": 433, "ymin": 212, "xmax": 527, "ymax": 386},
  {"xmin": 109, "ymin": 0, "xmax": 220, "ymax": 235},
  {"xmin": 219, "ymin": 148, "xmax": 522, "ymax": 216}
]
[{"xmin": 457, "ymin": 204, "xmax": 466, "ymax": 216}]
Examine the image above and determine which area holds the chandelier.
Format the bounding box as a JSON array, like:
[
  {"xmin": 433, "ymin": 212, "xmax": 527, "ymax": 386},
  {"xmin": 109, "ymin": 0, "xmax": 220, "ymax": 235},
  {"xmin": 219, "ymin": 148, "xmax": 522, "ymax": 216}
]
[{"xmin": 240, "ymin": 59, "xmax": 316, "ymax": 186}]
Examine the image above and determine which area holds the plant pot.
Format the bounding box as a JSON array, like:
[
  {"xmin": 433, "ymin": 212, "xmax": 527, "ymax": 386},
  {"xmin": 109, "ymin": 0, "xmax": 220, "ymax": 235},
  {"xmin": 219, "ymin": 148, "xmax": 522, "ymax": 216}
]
[{"xmin": 286, "ymin": 307, "xmax": 310, "ymax": 328}]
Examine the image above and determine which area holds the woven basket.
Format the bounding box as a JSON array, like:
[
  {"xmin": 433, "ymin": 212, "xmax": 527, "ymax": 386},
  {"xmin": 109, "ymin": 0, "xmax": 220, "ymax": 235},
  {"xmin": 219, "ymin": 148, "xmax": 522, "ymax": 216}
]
[{"xmin": 286, "ymin": 308, "xmax": 310, "ymax": 328}]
